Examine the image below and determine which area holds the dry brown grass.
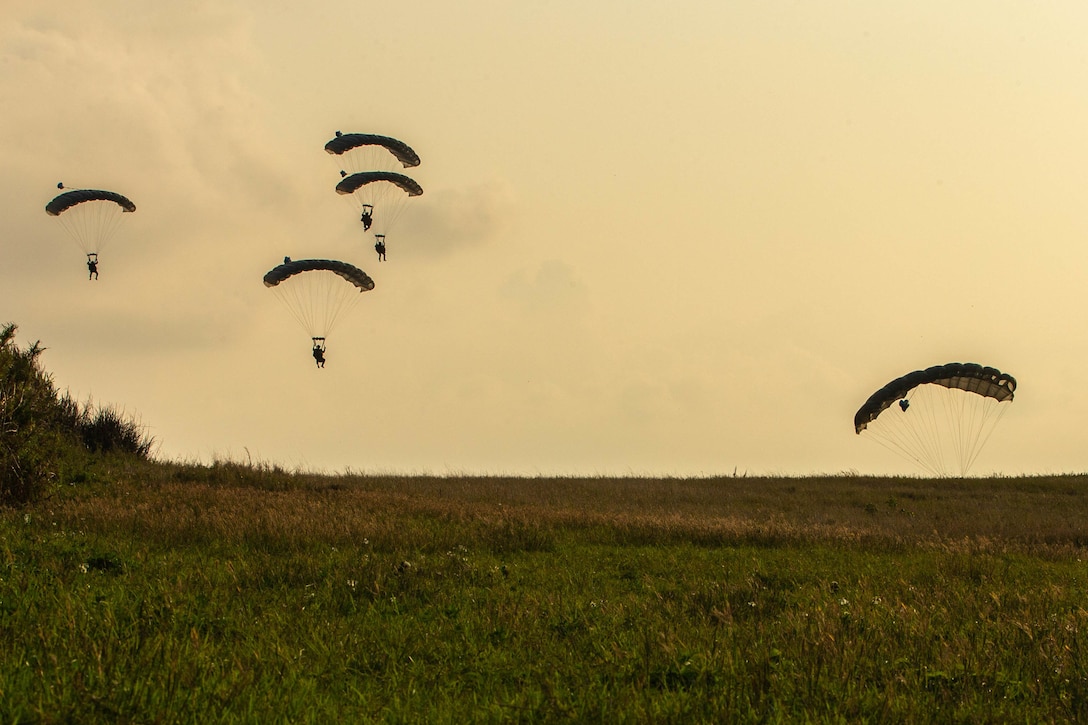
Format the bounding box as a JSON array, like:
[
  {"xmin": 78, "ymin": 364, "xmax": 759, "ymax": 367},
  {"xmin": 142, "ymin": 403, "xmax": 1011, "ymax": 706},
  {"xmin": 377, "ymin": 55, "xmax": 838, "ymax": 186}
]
[{"xmin": 41, "ymin": 463, "xmax": 1088, "ymax": 556}]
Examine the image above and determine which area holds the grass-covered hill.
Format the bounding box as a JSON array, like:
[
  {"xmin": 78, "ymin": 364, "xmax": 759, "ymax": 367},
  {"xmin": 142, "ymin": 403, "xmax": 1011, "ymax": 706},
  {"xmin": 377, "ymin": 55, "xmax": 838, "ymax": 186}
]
[
  {"xmin": 4, "ymin": 322, "xmax": 1088, "ymax": 721},
  {"xmin": 0, "ymin": 322, "xmax": 153, "ymax": 506}
]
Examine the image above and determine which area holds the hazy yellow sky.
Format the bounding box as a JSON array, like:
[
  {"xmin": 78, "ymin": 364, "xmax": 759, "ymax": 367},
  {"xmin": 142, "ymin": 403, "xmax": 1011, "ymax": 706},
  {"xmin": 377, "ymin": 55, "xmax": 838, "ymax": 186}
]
[{"xmin": 4, "ymin": 2, "xmax": 1088, "ymax": 475}]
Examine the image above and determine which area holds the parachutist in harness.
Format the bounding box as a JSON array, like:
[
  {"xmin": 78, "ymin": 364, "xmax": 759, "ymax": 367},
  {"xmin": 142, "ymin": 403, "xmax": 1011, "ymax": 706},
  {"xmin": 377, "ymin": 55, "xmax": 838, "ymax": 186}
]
[
  {"xmin": 283, "ymin": 256, "xmax": 291, "ymax": 264},
  {"xmin": 899, "ymin": 399, "xmax": 910, "ymax": 412},
  {"xmin": 360, "ymin": 204, "xmax": 373, "ymax": 231},
  {"xmin": 374, "ymin": 234, "xmax": 386, "ymax": 262},
  {"xmin": 86, "ymin": 253, "xmax": 99, "ymax": 280},
  {"xmin": 312, "ymin": 337, "xmax": 326, "ymax": 368}
]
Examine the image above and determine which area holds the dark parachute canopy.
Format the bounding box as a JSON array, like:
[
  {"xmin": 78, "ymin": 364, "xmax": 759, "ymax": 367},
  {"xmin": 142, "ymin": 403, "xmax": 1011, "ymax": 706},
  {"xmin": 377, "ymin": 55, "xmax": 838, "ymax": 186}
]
[
  {"xmin": 263, "ymin": 258, "xmax": 375, "ymax": 291},
  {"xmin": 854, "ymin": 363, "xmax": 1016, "ymax": 433},
  {"xmin": 324, "ymin": 133, "xmax": 421, "ymax": 169},
  {"xmin": 263, "ymin": 259, "xmax": 375, "ymax": 345},
  {"xmin": 335, "ymin": 171, "xmax": 424, "ymax": 198},
  {"xmin": 45, "ymin": 186, "xmax": 137, "ymax": 257},
  {"xmin": 46, "ymin": 189, "xmax": 136, "ymax": 216},
  {"xmin": 854, "ymin": 362, "xmax": 1017, "ymax": 477}
]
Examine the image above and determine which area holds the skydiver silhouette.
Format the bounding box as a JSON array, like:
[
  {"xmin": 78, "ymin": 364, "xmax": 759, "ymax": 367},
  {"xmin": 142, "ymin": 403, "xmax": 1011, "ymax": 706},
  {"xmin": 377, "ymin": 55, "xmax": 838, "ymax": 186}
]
[
  {"xmin": 374, "ymin": 235, "xmax": 386, "ymax": 262},
  {"xmin": 360, "ymin": 204, "xmax": 373, "ymax": 231},
  {"xmin": 312, "ymin": 338, "xmax": 326, "ymax": 368},
  {"xmin": 86, "ymin": 253, "xmax": 98, "ymax": 281},
  {"xmin": 899, "ymin": 399, "xmax": 910, "ymax": 412},
  {"xmin": 284, "ymin": 256, "xmax": 292, "ymax": 264}
]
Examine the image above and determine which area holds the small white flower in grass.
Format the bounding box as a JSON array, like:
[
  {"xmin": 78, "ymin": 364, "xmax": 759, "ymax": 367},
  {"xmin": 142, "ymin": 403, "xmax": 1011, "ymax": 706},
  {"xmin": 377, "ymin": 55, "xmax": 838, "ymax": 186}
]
[
  {"xmin": 839, "ymin": 598, "xmax": 849, "ymax": 607},
  {"xmin": 347, "ymin": 580, "xmax": 357, "ymax": 590},
  {"xmin": 79, "ymin": 564, "xmax": 88, "ymax": 574}
]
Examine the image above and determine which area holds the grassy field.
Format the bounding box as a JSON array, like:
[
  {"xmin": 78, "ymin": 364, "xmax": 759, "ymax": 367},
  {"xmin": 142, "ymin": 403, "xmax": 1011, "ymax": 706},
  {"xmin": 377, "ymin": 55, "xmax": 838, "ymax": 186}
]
[{"xmin": 3, "ymin": 461, "xmax": 1088, "ymax": 722}]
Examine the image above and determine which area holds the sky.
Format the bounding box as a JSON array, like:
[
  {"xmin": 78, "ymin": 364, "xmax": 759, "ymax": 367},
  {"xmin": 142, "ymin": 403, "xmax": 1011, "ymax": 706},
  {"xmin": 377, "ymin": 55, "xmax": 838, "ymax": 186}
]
[{"xmin": 3, "ymin": 1, "xmax": 1088, "ymax": 477}]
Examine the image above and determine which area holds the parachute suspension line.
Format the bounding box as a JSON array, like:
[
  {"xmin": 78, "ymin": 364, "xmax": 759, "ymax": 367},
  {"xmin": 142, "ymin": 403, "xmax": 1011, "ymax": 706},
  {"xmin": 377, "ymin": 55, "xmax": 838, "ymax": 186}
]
[
  {"xmin": 318, "ymin": 269, "xmax": 359, "ymax": 334},
  {"xmin": 863, "ymin": 385, "xmax": 1011, "ymax": 477},
  {"xmin": 916, "ymin": 387, "xmax": 952, "ymax": 474},
  {"xmin": 911, "ymin": 386, "xmax": 972, "ymax": 476},
  {"xmin": 56, "ymin": 200, "xmax": 126, "ymax": 255},
  {"xmin": 271, "ymin": 276, "xmax": 315, "ymax": 336},
  {"xmin": 932, "ymin": 386, "xmax": 964, "ymax": 475},
  {"xmin": 862, "ymin": 390, "xmax": 943, "ymax": 476},
  {"xmin": 878, "ymin": 388, "xmax": 942, "ymax": 475},
  {"xmin": 270, "ymin": 270, "xmax": 363, "ymax": 341},
  {"xmin": 946, "ymin": 388, "xmax": 968, "ymax": 475},
  {"xmin": 938, "ymin": 386, "xmax": 1007, "ymax": 476},
  {"xmin": 337, "ymin": 185, "xmax": 362, "ymax": 217},
  {"xmin": 865, "ymin": 427, "xmax": 942, "ymax": 477},
  {"xmin": 960, "ymin": 394, "xmax": 1011, "ymax": 475},
  {"xmin": 897, "ymin": 388, "xmax": 947, "ymax": 476},
  {"xmin": 949, "ymin": 386, "xmax": 979, "ymax": 475}
]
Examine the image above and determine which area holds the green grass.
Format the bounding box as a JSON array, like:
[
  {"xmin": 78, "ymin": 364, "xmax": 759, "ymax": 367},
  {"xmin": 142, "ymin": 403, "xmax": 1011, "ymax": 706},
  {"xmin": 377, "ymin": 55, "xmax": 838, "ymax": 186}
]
[{"xmin": 3, "ymin": 464, "xmax": 1088, "ymax": 722}]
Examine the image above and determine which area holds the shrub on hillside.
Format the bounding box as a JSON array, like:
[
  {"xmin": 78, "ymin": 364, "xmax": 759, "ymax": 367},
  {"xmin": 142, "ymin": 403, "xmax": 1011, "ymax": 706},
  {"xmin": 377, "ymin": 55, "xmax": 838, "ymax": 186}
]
[
  {"xmin": 0, "ymin": 323, "xmax": 154, "ymax": 505},
  {"xmin": 77, "ymin": 403, "xmax": 154, "ymax": 457}
]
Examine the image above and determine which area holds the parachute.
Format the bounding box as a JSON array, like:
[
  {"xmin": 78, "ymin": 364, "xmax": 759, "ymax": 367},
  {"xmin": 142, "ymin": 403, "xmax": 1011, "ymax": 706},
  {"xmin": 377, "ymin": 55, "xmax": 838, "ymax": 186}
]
[
  {"xmin": 325, "ymin": 132, "xmax": 423, "ymax": 254},
  {"xmin": 335, "ymin": 171, "xmax": 423, "ymax": 198},
  {"xmin": 854, "ymin": 362, "xmax": 1016, "ymax": 477},
  {"xmin": 324, "ymin": 132, "xmax": 421, "ymax": 172},
  {"xmin": 46, "ymin": 186, "xmax": 136, "ymax": 257},
  {"xmin": 335, "ymin": 171, "xmax": 423, "ymax": 238},
  {"xmin": 263, "ymin": 258, "xmax": 374, "ymax": 344}
]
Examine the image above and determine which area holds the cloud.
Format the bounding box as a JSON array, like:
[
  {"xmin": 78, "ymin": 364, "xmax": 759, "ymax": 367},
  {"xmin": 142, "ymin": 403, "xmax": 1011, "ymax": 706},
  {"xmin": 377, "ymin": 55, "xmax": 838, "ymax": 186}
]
[
  {"xmin": 398, "ymin": 181, "xmax": 516, "ymax": 256},
  {"xmin": 499, "ymin": 259, "xmax": 590, "ymax": 319},
  {"xmin": 1, "ymin": 5, "xmax": 296, "ymax": 223}
]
